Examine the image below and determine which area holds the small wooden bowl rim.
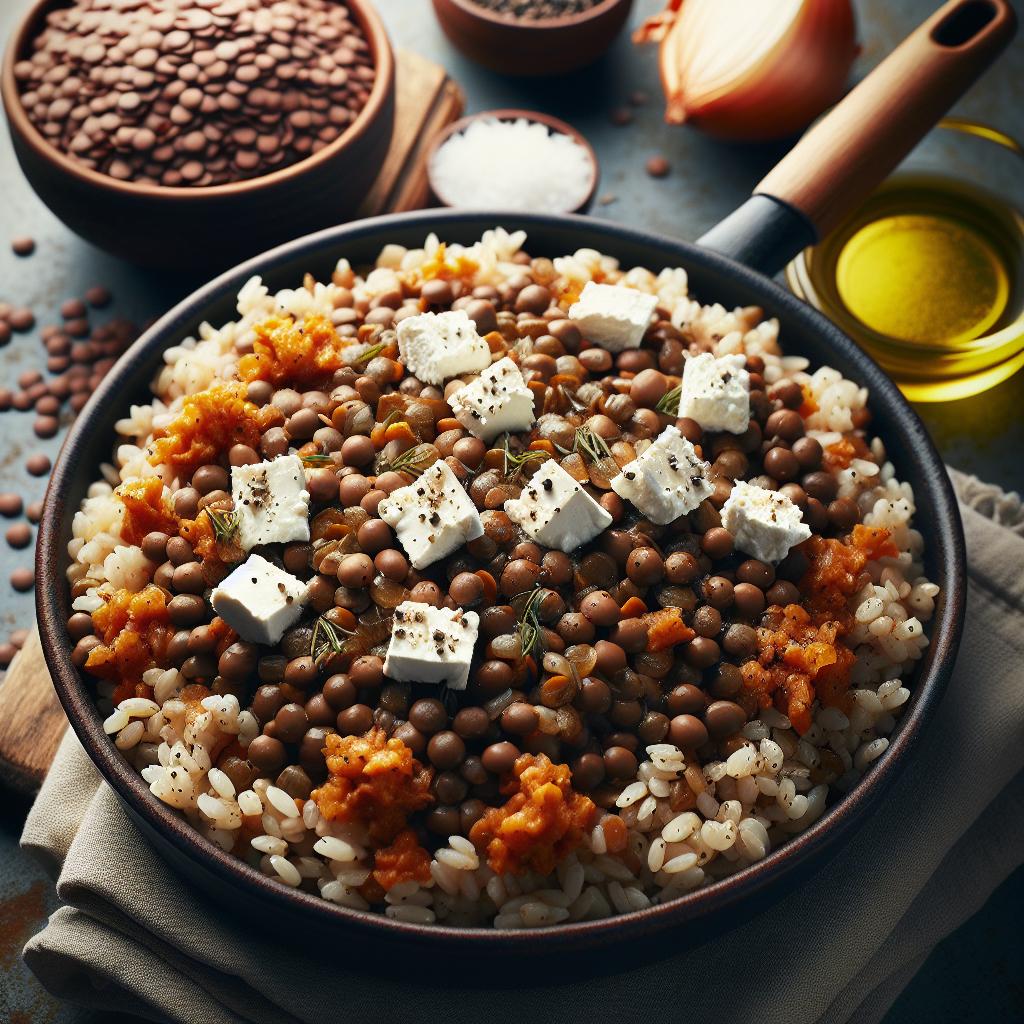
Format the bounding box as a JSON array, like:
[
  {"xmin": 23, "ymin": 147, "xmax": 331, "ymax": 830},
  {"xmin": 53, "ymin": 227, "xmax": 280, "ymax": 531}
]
[
  {"xmin": 425, "ymin": 108, "xmax": 599, "ymax": 213},
  {"xmin": 0, "ymin": 0, "xmax": 394, "ymax": 202},
  {"xmin": 440, "ymin": 0, "xmax": 629, "ymax": 32}
]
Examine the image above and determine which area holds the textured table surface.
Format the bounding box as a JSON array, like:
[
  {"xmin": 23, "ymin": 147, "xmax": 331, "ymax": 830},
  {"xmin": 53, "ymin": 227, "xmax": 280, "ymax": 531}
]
[{"xmin": 1, "ymin": 0, "xmax": 1022, "ymax": 1020}]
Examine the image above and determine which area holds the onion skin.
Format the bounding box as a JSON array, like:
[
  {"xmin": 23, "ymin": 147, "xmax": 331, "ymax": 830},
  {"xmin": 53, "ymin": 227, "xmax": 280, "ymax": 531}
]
[{"xmin": 636, "ymin": 0, "xmax": 860, "ymax": 142}]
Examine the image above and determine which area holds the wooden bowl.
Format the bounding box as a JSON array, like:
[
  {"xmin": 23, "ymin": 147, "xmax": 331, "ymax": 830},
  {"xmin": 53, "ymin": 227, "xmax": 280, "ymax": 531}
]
[
  {"xmin": 425, "ymin": 108, "xmax": 599, "ymax": 213},
  {"xmin": 431, "ymin": 0, "xmax": 634, "ymax": 76},
  {"xmin": 0, "ymin": 0, "xmax": 395, "ymax": 271}
]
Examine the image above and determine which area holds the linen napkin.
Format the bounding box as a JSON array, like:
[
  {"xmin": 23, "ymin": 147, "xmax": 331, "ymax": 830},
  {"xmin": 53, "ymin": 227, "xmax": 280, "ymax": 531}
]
[{"xmin": 20, "ymin": 469, "xmax": 1024, "ymax": 1024}]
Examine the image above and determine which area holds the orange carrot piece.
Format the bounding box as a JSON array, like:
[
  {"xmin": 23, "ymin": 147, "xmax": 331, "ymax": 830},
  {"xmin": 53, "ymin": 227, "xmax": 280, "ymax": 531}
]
[
  {"xmin": 384, "ymin": 421, "xmax": 417, "ymax": 445},
  {"xmin": 620, "ymin": 596, "xmax": 648, "ymax": 619},
  {"xmin": 436, "ymin": 417, "xmax": 463, "ymax": 434},
  {"xmin": 644, "ymin": 607, "xmax": 696, "ymax": 652},
  {"xmin": 529, "ymin": 439, "xmax": 556, "ymax": 456}
]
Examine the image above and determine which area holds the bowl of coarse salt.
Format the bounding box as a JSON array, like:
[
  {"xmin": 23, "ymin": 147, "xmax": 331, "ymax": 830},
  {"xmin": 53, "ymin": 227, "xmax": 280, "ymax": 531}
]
[{"xmin": 426, "ymin": 109, "xmax": 599, "ymax": 214}]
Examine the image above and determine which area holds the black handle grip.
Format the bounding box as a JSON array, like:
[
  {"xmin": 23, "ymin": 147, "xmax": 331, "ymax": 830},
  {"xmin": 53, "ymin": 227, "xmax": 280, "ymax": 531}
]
[{"xmin": 696, "ymin": 196, "xmax": 817, "ymax": 278}]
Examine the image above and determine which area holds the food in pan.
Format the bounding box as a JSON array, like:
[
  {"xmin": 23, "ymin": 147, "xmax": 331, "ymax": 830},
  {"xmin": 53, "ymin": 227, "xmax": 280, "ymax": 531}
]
[{"xmin": 66, "ymin": 229, "xmax": 938, "ymax": 927}]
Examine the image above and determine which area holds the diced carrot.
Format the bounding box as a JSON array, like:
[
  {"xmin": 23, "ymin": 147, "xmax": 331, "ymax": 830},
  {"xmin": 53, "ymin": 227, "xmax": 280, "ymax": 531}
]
[
  {"xmin": 528, "ymin": 380, "xmax": 547, "ymax": 405},
  {"xmin": 620, "ymin": 596, "xmax": 648, "ymax": 619},
  {"xmin": 601, "ymin": 814, "xmax": 629, "ymax": 854},
  {"xmin": 476, "ymin": 570, "xmax": 498, "ymax": 606},
  {"xmin": 850, "ymin": 524, "xmax": 898, "ymax": 560},
  {"xmin": 436, "ymin": 417, "xmax": 463, "ymax": 434},
  {"xmin": 384, "ymin": 421, "xmax": 417, "ymax": 445},
  {"xmin": 529, "ymin": 439, "xmax": 556, "ymax": 456},
  {"xmin": 644, "ymin": 607, "xmax": 696, "ymax": 652},
  {"xmin": 485, "ymin": 332, "xmax": 506, "ymax": 353},
  {"xmin": 549, "ymin": 373, "xmax": 582, "ymax": 388}
]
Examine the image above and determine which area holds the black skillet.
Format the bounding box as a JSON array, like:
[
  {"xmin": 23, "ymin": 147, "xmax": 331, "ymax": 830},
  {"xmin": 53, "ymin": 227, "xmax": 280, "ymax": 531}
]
[{"xmin": 35, "ymin": 0, "xmax": 1015, "ymax": 962}]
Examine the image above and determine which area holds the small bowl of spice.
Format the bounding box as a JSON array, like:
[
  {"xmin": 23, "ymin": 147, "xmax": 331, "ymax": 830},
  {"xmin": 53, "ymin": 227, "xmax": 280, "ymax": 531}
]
[
  {"xmin": 431, "ymin": 0, "xmax": 633, "ymax": 76},
  {"xmin": 1, "ymin": 0, "xmax": 395, "ymax": 269},
  {"xmin": 426, "ymin": 109, "xmax": 598, "ymax": 213}
]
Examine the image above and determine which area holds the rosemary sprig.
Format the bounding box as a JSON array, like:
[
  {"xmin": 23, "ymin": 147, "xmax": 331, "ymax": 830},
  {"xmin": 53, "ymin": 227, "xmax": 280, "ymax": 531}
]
[
  {"xmin": 353, "ymin": 338, "xmax": 389, "ymax": 365},
  {"xmin": 514, "ymin": 586, "xmax": 546, "ymax": 662},
  {"xmin": 310, "ymin": 614, "xmax": 354, "ymax": 664},
  {"xmin": 300, "ymin": 453, "xmax": 334, "ymax": 466},
  {"xmin": 501, "ymin": 436, "xmax": 549, "ymax": 479},
  {"xmin": 656, "ymin": 384, "xmax": 681, "ymax": 415},
  {"xmin": 378, "ymin": 443, "xmax": 434, "ymax": 478},
  {"xmin": 206, "ymin": 507, "xmax": 239, "ymax": 544},
  {"xmin": 573, "ymin": 425, "xmax": 612, "ymax": 463}
]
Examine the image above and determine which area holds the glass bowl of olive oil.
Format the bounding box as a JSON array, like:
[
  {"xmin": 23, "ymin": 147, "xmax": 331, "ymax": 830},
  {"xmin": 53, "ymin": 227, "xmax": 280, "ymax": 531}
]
[{"xmin": 787, "ymin": 120, "xmax": 1024, "ymax": 402}]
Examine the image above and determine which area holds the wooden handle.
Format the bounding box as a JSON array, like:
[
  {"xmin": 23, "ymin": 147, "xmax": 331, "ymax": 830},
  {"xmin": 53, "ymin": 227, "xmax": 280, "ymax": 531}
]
[{"xmin": 756, "ymin": 0, "xmax": 1017, "ymax": 238}]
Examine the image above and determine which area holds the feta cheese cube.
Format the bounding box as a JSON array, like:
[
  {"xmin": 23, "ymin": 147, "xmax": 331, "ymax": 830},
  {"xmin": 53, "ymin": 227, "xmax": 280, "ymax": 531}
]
[
  {"xmin": 610, "ymin": 425, "xmax": 714, "ymax": 524},
  {"xmin": 504, "ymin": 459, "xmax": 612, "ymax": 553},
  {"xmin": 567, "ymin": 282, "xmax": 658, "ymax": 352},
  {"xmin": 383, "ymin": 600, "xmax": 480, "ymax": 691},
  {"xmin": 448, "ymin": 357, "xmax": 535, "ymax": 441},
  {"xmin": 211, "ymin": 554, "xmax": 308, "ymax": 645},
  {"xmin": 678, "ymin": 353, "xmax": 751, "ymax": 434},
  {"xmin": 231, "ymin": 455, "xmax": 310, "ymax": 551},
  {"xmin": 396, "ymin": 309, "xmax": 491, "ymax": 385},
  {"xmin": 721, "ymin": 481, "xmax": 811, "ymax": 563},
  {"xmin": 378, "ymin": 459, "xmax": 483, "ymax": 569}
]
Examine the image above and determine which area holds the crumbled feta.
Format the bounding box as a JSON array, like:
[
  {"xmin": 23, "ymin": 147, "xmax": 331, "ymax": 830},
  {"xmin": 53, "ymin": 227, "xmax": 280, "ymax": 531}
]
[
  {"xmin": 210, "ymin": 554, "xmax": 308, "ymax": 646},
  {"xmin": 383, "ymin": 600, "xmax": 480, "ymax": 691},
  {"xmin": 448, "ymin": 357, "xmax": 535, "ymax": 441},
  {"xmin": 396, "ymin": 309, "xmax": 491, "ymax": 385},
  {"xmin": 567, "ymin": 282, "xmax": 658, "ymax": 352},
  {"xmin": 678, "ymin": 352, "xmax": 750, "ymax": 434},
  {"xmin": 610, "ymin": 425, "xmax": 714, "ymax": 524},
  {"xmin": 231, "ymin": 455, "xmax": 310, "ymax": 551},
  {"xmin": 504, "ymin": 459, "xmax": 612, "ymax": 553},
  {"xmin": 721, "ymin": 481, "xmax": 811, "ymax": 563},
  {"xmin": 378, "ymin": 460, "xmax": 483, "ymax": 569}
]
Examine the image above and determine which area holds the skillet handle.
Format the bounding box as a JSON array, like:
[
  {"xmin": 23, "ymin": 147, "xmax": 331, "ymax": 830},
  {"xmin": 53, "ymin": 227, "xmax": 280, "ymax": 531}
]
[{"xmin": 698, "ymin": 0, "xmax": 1018, "ymax": 276}]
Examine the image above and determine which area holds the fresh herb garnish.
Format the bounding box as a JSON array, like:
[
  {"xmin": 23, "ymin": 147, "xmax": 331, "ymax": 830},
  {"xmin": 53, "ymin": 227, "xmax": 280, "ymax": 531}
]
[
  {"xmin": 206, "ymin": 507, "xmax": 239, "ymax": 544},
  {"xmin": 573, "ymin": 426, "xmax": 613, "ymax": 462},
  {"xmin": 378, "ymin": 443, "xmax": 434, "ymax": 478},
  {"xmin": 300, "ymin": 453, "xmax": 334, "ymax": 466},
  {"xmin": 353, "ymin": 338, "xmax": 389, "ymax": 365},
  {"xmin": 380, "ymin": 408, "xmax": 403, "ymax": 430},
  {"xmin": 501, "ymin": 436, "xmax": 549, "ymax": 479},
  {"xmin": 514, "ymin": 587, "xmax": 546, "ymax": 662},
  {"xmin": 310, "ymin": 614, "xmax": 354, "ymax": 664},
  {"xmin": 656, "ymin": 384, "xmax": 681, "ymax": 415}
]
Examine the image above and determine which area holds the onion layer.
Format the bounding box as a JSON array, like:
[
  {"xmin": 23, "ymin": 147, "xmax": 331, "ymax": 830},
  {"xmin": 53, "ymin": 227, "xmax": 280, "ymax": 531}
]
[{"xmin": 635, "ymin": 0, "xmax": 859, "ymax": 142}]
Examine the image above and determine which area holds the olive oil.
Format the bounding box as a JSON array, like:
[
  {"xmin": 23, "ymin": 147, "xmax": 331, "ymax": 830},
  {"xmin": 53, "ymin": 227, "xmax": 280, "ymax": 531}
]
[{"xmin": 789, "ymin": 174, "xmax": 1024, "ymax": 401}]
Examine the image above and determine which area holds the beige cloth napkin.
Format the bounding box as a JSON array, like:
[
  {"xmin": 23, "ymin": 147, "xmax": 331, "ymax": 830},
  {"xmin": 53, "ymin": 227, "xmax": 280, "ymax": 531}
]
[{"xmin": 21, "ymin": 469, "xmax": 1024, "ymax": 1024}]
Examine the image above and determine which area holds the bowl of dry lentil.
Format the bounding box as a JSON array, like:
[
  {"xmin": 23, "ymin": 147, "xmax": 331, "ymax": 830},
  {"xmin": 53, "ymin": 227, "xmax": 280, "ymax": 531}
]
[
  {"xmin": 1, "ymin": 0, "xmax": 395, "ymax": 270},
  {"xmin": 36, "ymin": 208, "xmax": 963, "ymax": 952},
  {"xmin": 431, "ymin": 0, "xmax": 634, "ymax": 77}
]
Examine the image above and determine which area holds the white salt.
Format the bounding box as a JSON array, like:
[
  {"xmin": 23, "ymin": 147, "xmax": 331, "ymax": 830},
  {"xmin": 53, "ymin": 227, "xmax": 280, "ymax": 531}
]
[{"xmin": 429, "ymin": 117, "xmax": 594, "ymax": 213}]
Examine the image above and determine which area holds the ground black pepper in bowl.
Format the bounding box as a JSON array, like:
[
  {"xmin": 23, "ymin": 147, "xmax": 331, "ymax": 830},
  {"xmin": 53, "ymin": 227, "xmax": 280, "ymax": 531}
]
[{"xmin": 468, "ymin": 0, "xmax": 605, "ymax": 19}]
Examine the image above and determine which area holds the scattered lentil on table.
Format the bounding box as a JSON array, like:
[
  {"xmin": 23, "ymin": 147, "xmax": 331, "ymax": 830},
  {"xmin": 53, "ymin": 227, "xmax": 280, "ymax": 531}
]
[
  {"xmin": 11, "ymin": 236, "xmax": 36, "ymax": 256},
  {"xmin": 646, "ymin": 155, "xmax": 671, "ymax": 178},
  {"xmin": 13, "ymin": 0, "xmax": 376, "ymax": 188}
]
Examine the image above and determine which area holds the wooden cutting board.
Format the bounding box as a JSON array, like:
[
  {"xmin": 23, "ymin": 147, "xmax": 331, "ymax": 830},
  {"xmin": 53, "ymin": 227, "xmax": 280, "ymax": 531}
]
[{"xmin": 0, "ymin": 49, "xmax": 463, "ymax": 795}]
